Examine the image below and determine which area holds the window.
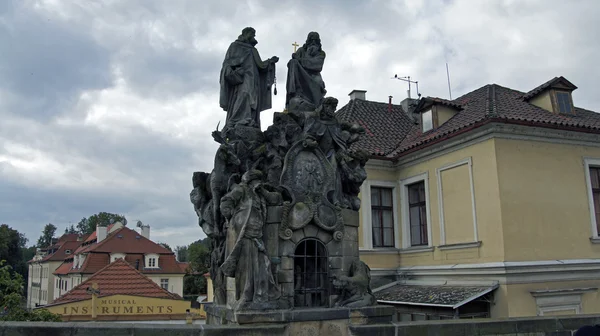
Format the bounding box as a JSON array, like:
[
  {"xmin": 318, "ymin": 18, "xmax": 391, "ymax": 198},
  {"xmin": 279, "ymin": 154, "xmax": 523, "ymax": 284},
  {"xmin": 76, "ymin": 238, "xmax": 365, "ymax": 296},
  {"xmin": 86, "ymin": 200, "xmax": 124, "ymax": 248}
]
[
  {"xmin": 160, "ymin": 278, "xmax": 169, "ymax": 290},
  {"xmin": 408, "ymin": 181, "xmax": 428, "ymax": 246},
  {"xmin": 590, "ymin": 167, "xmax": 600, "ymax": 235},
  {"xmin": 422, "ymin": 109, "xmax": 433, "ymax": 132},
  {"xmin": 556, "ymin": 92, "xmax": 572, "ymax": 114},
  {"xmin": 371, "ymin": 187, "xmax": 395, "ymax": 247},
  {"xmin": 149, "ymin": 258, "xmax": 156, "ymax": 268}
]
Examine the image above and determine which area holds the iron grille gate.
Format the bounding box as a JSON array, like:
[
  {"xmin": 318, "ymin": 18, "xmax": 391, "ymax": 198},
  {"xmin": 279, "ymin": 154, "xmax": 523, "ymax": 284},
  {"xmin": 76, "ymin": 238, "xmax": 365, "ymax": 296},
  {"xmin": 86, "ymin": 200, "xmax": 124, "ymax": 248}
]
[{"xmin": 293, "ymin": 238, "xmax": 329, "ymax": 307}]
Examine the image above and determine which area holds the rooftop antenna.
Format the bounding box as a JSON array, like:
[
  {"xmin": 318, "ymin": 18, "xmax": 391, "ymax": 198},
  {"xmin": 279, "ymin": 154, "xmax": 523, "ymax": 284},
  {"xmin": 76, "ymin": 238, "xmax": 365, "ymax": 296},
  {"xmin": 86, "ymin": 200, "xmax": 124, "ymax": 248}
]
[
  {"xmin": 392, "ymin": 75, "xmax": 420, "ymax": 99},
  {"xmin": 446, "ymin": 63, "xmax": 453, "ymax": 100}
]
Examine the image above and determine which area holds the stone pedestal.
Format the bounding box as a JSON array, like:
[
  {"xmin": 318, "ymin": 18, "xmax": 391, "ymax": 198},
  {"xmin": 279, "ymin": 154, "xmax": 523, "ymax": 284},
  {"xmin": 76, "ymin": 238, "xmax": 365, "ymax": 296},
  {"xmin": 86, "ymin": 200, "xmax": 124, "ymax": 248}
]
[{"xmin": 204, "ymin": 304, "xmax": 395, "ymax": 336}]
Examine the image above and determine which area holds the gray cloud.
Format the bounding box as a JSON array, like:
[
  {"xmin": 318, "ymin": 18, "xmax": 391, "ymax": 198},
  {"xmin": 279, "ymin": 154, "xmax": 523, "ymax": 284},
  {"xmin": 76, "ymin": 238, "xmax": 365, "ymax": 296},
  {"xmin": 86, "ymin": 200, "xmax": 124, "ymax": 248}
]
[
  {"xmin": 1, "ymin": 0, "xmax": 599, "ymax": 248},
  {"xmin": 0, "ymin": 1, "xmax": 113, "ymax": 121}
]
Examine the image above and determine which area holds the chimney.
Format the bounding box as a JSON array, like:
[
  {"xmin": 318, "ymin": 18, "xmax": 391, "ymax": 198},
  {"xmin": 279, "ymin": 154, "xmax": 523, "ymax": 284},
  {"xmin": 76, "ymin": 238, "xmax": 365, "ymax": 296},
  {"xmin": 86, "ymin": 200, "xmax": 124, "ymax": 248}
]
[
  {"xmin": 348, "ymin": 90, "xmax": 366, "ymax": 101},
  {"xmin": 77, "ymin": 234, "xmax": 83, "ymax": 242},
  {"xmin": 96, "ymin": 223, "xmax": 108, "ymax": 243},
  {"xmin": 388, "ymin": 96, "xmax": 393, "ymax": 113},
  {"xmin": 400, "ymin": 97, "xmax": 420, "ymax": 123},
  {"xmin": 141, "ymin": 225, "xmax": 150, "ymax": 239}
]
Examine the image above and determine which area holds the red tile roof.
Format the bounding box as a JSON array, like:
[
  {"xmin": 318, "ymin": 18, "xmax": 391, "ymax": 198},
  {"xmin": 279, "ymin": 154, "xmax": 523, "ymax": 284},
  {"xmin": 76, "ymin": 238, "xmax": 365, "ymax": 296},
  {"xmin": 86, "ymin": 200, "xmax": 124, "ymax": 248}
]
[
  {"xmin": 66, "ymin": 228, "xmax": 185, "ymax": 275},
  {"xmin": 57, "ymin": 234, "xmax": 80, "ymax": 243},
  {"xmin": 85, "ymin": 227, "xmax": 171, "ymax": 254},
  {"xmin": 54, "ymin": 261, "xmax": 73, "ymax": 275},
  {"xmin": 41, "ymin": 241, "xmax": 80, "ymax": 262},
  {"xmin": 69, "ymin": 252, "xmax": 110, "ymax": 274},
  {"xmin": 337, "ymin": 77, "xmax": 600, "ymax": 159},
  {"xmin": 53, "ymin": 258, "xmax": 182, "ymax": 304}
]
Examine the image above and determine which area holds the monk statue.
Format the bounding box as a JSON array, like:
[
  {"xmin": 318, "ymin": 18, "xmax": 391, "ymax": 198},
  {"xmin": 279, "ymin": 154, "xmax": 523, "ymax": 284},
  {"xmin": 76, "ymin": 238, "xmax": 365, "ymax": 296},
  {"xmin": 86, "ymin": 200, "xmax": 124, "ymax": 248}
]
[
  {"xmin": 285, "ymin": 32, "xmax": 326, "ymax": 113},
  {"xmin": 220, "ymin": 170, "xmax": 281, "ymax": 310},
  {"xmin": 219, "ymin": 27, "xmax": 279, "ymax": 133}
]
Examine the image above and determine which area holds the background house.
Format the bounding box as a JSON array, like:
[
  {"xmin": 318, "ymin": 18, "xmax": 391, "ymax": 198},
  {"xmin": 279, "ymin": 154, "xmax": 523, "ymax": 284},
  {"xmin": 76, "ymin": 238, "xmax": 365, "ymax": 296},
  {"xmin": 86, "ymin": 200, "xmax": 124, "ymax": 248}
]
[
  {"xmin": 336, "ymin": 76, "xmax": 600, "ymax": 320},
  {"xmin": 27, "ymin": 221, "xmax": 189, "ymax": 308}
]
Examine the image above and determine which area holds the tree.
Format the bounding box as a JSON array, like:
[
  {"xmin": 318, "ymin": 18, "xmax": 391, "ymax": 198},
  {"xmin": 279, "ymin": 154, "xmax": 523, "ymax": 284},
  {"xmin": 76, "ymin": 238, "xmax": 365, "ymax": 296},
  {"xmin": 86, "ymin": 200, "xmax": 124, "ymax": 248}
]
[
  {"xmin": 36, "ymin": 223, "xmax": 57, "ymax": 248},
  {"xmin": 76, "ymin": 212, "xmax": 127, "ymax": 235},
  {"xmin": 0, "ymin": 261, "xmax": 62, "ymax": 322},
  {"xmin": 175, "ymin": 245, "xmax": 188, "ymax": 262},
  {"xmin": 0, "ymin": 224, "xmax": 28, "ymax": 277},
  {"xmin": 63, "ymin": 224, "xmax": 77, "ymax": 235},
  {"xmin": 184, "ymin": 238, "xmax": 211, "ymax": 295}
]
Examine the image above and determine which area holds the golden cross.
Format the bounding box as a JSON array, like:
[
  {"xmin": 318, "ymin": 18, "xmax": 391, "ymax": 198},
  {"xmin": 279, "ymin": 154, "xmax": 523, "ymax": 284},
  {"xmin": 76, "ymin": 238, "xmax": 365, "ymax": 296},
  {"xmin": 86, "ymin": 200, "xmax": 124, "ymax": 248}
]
[{"xmin": 292, "ymin": 41, "xmax": 299, "ymax": 52}]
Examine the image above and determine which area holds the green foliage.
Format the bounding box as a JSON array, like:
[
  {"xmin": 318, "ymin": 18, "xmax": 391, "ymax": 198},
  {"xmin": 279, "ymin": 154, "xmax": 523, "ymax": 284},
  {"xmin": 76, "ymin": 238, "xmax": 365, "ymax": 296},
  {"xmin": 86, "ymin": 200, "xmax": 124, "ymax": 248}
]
[
  {"xmin": 76, "ymin": 212, "xmax": 127, "ymax": 235},
  {"xmin": 175, "ymin": 245, "xmax": 188, "ymax": 262},
  {"xmin": 0, "ymin": 224, "xmax": 28, "ymax": 278},
  {"xmin": 64, "ymin": 224, "xmax": 77, "ymax": 234},
  {"xmin": 36, "ymin": 223, "xmax": 57, "ymax": 248},
  {"xmin": 0, "ymin": 261, "xmax": 62, "ymax": 322},
  {"xmin": 184, "ymin": 238, "xmax": 211, "ymax": 295}
]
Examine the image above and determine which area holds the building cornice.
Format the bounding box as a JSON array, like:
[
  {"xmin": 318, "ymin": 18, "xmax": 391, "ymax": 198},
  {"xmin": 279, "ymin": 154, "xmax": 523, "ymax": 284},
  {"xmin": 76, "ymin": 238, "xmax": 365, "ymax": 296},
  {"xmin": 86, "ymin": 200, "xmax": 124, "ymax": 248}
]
[
  {"xmin": 393, "ymin": 259, "xmax": 600, "ymax": 285},
  {"xmin": 394, "ymin": 123, "xmax": 600, "ymax": 169}
]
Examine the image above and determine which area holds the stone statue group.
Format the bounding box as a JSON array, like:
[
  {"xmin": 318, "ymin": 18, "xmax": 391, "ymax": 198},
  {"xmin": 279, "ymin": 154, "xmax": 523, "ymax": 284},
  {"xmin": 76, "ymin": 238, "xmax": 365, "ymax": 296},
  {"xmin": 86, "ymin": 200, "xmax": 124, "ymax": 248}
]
[{"xmin": 191, "ymin": 27, "xmax": 375, "ymax": 311}]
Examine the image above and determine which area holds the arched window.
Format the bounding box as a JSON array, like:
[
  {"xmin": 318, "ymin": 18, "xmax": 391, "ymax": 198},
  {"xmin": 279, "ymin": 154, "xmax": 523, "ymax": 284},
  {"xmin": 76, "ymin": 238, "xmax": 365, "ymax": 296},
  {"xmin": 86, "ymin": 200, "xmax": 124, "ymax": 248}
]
[{"xmin": 293, "ymin": 239, "xmax": 328, "ymax": 307}]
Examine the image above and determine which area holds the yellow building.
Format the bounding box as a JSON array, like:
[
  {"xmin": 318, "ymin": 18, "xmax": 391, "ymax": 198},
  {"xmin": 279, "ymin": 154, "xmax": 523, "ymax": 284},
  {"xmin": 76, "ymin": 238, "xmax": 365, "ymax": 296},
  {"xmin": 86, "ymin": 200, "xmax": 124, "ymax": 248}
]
[
  {"xmin": 336, "ymin": 77, "xmax": 600, "ymax": 320},
  {"xmin": 42, "ymin": 258, "xmax": 205, "ymax": 322}
]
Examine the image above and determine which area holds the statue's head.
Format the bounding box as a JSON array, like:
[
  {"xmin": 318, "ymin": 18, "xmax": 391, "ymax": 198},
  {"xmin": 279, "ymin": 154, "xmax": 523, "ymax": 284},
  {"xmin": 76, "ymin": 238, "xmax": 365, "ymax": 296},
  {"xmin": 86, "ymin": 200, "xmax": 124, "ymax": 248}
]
[
  {"xmin": 238, "ymin": 27, "xmax": 258, "ymax": 46},
  {"xmin": 304, "ymin": 32, "xmax": 322, "ymax": 54},
  {"xmin": 242, "ymin": 169, "xmax": 263, "ymax": 185},
  {"xmin": 321, "ymin": 97, "xmax": 339, "ymax": 119}
]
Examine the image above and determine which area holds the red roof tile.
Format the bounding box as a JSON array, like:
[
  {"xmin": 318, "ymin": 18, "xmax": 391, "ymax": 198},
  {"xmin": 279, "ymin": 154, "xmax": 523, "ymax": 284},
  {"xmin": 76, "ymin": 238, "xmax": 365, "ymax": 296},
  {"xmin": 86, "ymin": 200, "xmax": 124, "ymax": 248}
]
[
  {"xmin": 53, "ymin": 258, "xmax": 182, "ymax": 304},
  {"xmin": 54, "ymin": 261, "xmax": 73, "ymax": 275},
  {"xmin": 41, "ymin": 241, "xmax": 80, "ymax": 262},
  {"xmin": 85, "ymin": 227, "xmax": 171, "ymax": 255},
  {"xmin": 338, "ymin": 77, "xmax": 600, "ymax": 159},
  {"xmin": 57, "ymin": 234, "xmax": 80, "ymax": 243}
]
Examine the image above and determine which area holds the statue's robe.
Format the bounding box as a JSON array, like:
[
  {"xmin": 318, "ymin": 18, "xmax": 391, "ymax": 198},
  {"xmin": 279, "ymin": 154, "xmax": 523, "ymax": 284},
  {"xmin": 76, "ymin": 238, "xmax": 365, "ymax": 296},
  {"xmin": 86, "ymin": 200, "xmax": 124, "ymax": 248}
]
[
  {"xmin": 220, "ymin": 183, "xmax": 280, "ymax": 310},
  {"xmin": 285, "ymin": 47, "xmax": 326, "ymax": 110},
  {"xmin": 219, "ymin": 40, "xmax": 275, "ymax": 130}
]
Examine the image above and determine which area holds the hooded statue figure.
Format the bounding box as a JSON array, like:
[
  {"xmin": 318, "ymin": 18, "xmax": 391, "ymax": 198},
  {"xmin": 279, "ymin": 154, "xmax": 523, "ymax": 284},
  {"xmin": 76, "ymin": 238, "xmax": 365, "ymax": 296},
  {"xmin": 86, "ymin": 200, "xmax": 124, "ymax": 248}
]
[{"xmin": 219, "ymin": 27, "xmax": 279, "ymax": 132}]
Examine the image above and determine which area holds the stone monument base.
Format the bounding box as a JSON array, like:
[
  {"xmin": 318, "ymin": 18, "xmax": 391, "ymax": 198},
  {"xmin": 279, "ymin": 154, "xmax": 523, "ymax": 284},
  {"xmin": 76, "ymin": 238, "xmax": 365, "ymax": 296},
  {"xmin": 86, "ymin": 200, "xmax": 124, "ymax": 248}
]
[{"xmin": 204, "ymin": 304, "xmax": 395, "ymax": 335}]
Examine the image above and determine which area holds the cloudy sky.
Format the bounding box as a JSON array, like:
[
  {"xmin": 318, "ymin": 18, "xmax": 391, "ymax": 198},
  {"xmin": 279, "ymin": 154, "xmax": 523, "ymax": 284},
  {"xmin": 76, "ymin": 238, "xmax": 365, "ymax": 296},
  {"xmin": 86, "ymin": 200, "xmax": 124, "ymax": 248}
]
[{"xmin": 1, "ymin": 0, "xmax": 599, "ymax": 248}]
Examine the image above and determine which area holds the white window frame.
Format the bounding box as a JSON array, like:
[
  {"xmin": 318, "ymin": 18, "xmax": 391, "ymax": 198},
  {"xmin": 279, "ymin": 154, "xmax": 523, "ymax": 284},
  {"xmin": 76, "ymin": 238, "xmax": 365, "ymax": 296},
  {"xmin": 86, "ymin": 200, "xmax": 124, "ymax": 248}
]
[
  {"xmin": 400, "ymin": 172, "xmax": 433, "ymax": 249},
  {"xmin": 360, "ymin": 180, "xmax": 400, "ymax": 249},
  {"xmin": 145, "ymin": 254, "xmax": 159, "ymax": 268},
  {"xmin": 422, "ymin": 109, "xmax": 433, "ymax": 132},
  {"xmin": 160, "ymin": 278, "xmax": 169, "ymax": 290},
  {"xmin": 584, "ymin": 157, "xmax": 600, "ymax": 239},
  {"xmin": 436, "ymin": 157, "xmax": 479, "ymax": 245}
]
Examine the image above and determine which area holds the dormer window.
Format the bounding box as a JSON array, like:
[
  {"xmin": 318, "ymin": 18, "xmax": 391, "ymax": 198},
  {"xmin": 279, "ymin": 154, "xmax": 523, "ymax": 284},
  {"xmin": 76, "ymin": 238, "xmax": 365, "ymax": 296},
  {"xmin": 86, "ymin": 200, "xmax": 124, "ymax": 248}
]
[
  {"xmin": 65, "ymin": 249, "xmax": 71, "ymax": 255},
  {"xmin": 555, "ymin": 91, "xmax": 572, "ymax": 114},
  {"xmin": 525, "ymin": 76, "xmax": 577, "ymax": 114},
  {"xmin": 417, "ymin": 98, "xmax": 462, "ymax": 133},
  {"xmin": 422, "ymin": 109, "xmax": 433, "ymax": 132},
  {"xmin": 145, "ymin": 253, "xmax": 159, "ymax": 268}
]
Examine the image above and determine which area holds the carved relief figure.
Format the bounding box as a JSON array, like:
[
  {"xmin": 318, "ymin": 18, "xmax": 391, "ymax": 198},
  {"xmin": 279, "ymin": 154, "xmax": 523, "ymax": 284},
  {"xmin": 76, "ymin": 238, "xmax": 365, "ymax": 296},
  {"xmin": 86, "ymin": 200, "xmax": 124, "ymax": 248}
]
[
  {"xmin": 332, "ymin": 259, "xmax": 376, "ymax": 308},
  {"xmin": 286, "ymin": 32, "xmax": 326, "ymax": 113},
  {"xmin": 220, "ymin": 27, "xmax": 279, "ymax": 132},
  {"xmin": 220, "ymin": 170, "xmax": 282, "ymax": 310}
]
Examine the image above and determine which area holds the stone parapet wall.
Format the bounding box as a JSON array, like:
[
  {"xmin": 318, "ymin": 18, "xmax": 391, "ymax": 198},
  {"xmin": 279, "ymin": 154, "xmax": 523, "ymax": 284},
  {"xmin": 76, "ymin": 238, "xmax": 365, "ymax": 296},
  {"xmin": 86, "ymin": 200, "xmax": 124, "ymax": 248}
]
[
  {"xmin": 3, "ymin": 315, "xmax": 600, "ymax": 335},
  {"xmin": 351, "ymin": 315, "xmax": 600, "ymax": 336}
]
